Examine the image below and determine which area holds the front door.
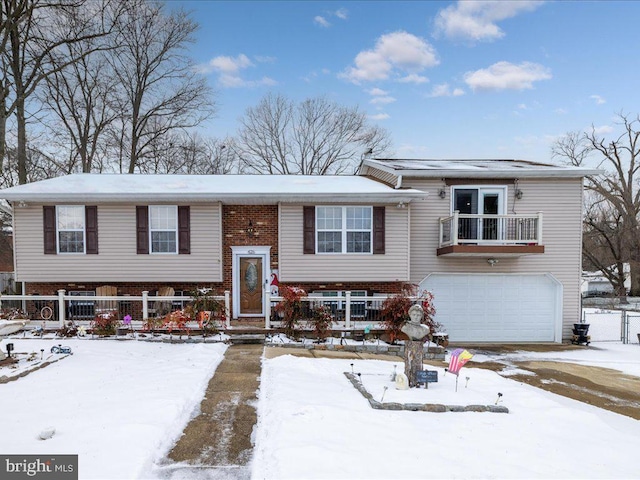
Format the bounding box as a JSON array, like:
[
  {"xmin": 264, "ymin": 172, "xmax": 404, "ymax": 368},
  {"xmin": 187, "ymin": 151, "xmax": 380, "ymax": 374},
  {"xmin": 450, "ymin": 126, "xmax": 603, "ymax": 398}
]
[{"xmin": 239, "ymin": 256, "xmax": 263, "ymax": 315}]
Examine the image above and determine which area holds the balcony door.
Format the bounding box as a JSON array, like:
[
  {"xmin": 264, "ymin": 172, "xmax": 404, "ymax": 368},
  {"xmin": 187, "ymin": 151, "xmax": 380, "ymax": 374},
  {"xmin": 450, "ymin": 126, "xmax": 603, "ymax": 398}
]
[{"xmin": 453, "ymin": 187, "xmax": 505, "ymax": 241}]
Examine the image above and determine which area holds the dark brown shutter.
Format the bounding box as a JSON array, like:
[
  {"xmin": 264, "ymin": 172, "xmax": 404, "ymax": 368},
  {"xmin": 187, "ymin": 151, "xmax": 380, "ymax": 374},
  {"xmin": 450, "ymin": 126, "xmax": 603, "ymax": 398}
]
[
  {"xmin": 136, "ymin": 206, "xmax": 149, "ymax": 254},
  {"xmin": 373, "ymin": 206, "xmax": 385, "ymax": 254},
  {"xmin": 303, "ymin": 206, "xmax": 315, "ymax": 254},
  {"xmin": 85, "ymin": 206, "xmax": 98, "ymax": 254},
  {"xmin": 178, "ymin": 206, "xmax": 190, "ymax": 254},
  {"xmin": 43, "ymin": 206, "xmax": 56, "ymax": 254}
]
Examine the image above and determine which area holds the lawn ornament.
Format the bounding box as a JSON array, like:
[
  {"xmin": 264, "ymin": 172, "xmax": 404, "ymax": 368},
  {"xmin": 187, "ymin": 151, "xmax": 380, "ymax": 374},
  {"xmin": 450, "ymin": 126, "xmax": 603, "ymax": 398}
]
[
  {"xmin": 395, "ymin": 373, "xmax": 409, "ymax": 390},
  {"xmin": 50, "ymin": 344, "xmax": 72, "ymax": 354}
]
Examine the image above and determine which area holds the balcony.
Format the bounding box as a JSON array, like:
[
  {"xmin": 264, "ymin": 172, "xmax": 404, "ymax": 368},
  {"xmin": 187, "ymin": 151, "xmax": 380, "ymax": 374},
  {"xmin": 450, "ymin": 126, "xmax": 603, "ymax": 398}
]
[{"xmin": 438, "ymin": 211, "xmax": 545, "ymax": 257}]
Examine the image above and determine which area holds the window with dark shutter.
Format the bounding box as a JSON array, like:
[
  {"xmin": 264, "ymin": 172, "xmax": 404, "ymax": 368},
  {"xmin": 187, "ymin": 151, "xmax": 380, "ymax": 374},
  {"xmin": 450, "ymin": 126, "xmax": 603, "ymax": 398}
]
[
  {"xmin": 43, "ymin": 206, "xmax": 56, "ymax": 254},
  {"xmin": 136, "ymin": 206, "xmax": 149, "ymax": 254},
  {"xmin": 178, "ymin": 206, "xmax": 190, "ymax": 254},
  {"xmin": 303, "ymin": 206, "xmax": 315, "ymax": 254},
  {"xmin": 373, "ymin": 206, "xmax": 385, "ymax": 254},
  {"xmin": 85, "ymin": 206, "xmax": 98, "ymax": 254}
]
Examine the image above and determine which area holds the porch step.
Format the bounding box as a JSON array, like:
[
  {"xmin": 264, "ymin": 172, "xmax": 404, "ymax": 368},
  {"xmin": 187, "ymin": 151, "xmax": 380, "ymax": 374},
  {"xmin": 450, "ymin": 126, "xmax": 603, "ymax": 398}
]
[{"xmin": 227, "ymin": 334, "xmax": 266, "ymax": 345}]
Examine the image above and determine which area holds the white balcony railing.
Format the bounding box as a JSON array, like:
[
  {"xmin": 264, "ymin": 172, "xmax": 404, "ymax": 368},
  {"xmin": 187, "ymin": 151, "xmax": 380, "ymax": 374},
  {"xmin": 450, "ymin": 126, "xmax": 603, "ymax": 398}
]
[{"xmin": 439, "ymin": 211, "xmax": 543, "ymax": 247}]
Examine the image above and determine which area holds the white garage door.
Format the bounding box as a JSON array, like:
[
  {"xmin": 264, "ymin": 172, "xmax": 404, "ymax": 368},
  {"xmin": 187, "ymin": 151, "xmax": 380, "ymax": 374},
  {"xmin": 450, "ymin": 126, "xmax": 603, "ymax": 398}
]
[{"xmin": 419, "ymin": 274, "xmax": 561, "ymax": 343}]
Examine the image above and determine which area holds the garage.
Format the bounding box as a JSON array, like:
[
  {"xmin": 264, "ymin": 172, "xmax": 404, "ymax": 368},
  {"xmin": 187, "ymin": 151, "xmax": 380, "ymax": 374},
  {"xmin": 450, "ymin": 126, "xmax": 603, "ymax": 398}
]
[{"xmin": 419, "ymin": 273, "xmax": 562, "ymax": 343}]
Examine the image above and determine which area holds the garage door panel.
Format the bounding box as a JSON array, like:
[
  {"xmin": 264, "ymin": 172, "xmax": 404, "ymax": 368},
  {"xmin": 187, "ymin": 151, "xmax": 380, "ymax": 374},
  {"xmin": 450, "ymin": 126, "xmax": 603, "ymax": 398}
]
[{"xmin": 420, "ymin": 274, "xmax": 559, "ymax": 343}]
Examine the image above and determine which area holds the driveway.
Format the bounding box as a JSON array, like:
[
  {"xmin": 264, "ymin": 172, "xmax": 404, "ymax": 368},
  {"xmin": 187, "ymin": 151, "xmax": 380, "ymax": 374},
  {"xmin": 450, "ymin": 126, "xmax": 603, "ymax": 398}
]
[{"xmin": 462, "ymin": 344, "xmax": 640, "ymax": 420}]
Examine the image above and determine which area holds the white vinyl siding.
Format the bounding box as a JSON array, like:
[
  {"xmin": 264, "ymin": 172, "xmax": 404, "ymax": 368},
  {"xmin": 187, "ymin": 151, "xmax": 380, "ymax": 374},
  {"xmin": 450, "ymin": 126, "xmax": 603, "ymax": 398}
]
[
  {"xmin": 57, "ymin": 205, "xmax": 85, "ymax": 254},
  {"xmin": 14, "ymin": 203, "xmax": 223, "ymax": 282},
  {"xmin": 279, "ymin": 204, "xmax": 409, "ymax": 282},
  {"xmin": 404, "ymin": 177, "xmax": 584, "ymax": 341}
]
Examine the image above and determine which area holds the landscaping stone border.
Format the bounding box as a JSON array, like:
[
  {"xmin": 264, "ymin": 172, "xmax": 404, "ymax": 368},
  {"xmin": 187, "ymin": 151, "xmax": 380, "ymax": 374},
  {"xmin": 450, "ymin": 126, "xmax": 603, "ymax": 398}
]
[
  {"xmin": 265, "ymin": 340, "xmax": 446, "ymax": 360},
  {"xmin": 344, "ymin": 372, "xmax": 509, "ymax": 413},
  {"xmin": 0, "ymin": 354, "xmax": 70, "ymax": 384}
]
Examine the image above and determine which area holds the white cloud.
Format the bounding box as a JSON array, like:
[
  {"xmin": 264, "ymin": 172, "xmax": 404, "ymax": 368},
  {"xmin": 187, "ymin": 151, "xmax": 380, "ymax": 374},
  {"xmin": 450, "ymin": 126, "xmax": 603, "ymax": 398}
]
[
  {"xmin": 367, "ymin": 87, "xmax": 388, "ymax": 96},
  {"xmin": 592, "ymin": 125, "xmax": 613, "ymax": 135},
  {"xmin": 398, "ymin": 73, "xmax": 429, "ymax": 84},
  {"xmin": 555, "ymin": 108, "xmax": 568, "ymax": 115},
  {"xmin": 198, "ymin": 54, "xmax": 276, "ymax": 88},
  {"xmin": 219, "ymin": 75, "xmax": 277, "ymax": 89},
  {"xmin": 517, "ymin": 103, "xmax": 527, "ymax": 110},
  {"xmin": 434, "ymin": 1, "xmax": 544, "ymax": 42},
  {"xmin": 341, "ymin": 31, "xmax": 439, "ymax": 84},
  {"xmin": 335, "ymin": 8, "xmax": 348, "ymax": 20},
  {"xmin": 464, "ymin": 61, "xmax": 551, "ymax": 91},
  {"xmin": 590, "ymin": 94, "xmax": 606, "ymax": 105},
  {"xmin": 369, "ymin": 113, "xmax": 390, "ymax": 120},
  {"xmin": 370, "ymin": 96, "xmax": 396, "ymax": 105},
  {"xmin": 200, "ymin": 54, "xmax": 253, "ymax": 74},
  {"xmin": 428, "ymin": 83, "xmax": 466, "ymax": 97},
  {"xmin": 314, "ymin": 15, "xmax": 331, "ymax": 27}
]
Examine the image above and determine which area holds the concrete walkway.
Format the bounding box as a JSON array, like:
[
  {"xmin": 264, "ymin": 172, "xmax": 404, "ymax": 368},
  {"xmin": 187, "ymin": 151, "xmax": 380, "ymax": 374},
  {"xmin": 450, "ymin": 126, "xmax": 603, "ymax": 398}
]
[{"xmin": 154, "ymin": 344, "xmax": 262, "ymax": 480}]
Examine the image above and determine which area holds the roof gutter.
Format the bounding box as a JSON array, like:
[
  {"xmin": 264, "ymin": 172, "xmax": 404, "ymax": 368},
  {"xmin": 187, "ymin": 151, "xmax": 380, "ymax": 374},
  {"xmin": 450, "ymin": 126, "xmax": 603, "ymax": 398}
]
[{"xmin": 395, "ymin": 174, "xmax": 403, "ymax": 189}]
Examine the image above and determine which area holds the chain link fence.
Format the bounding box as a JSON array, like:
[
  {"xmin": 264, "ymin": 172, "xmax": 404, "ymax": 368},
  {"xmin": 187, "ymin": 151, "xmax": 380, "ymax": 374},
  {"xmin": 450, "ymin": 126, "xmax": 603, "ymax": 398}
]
[{"xmin": 583, "ymin": 308, "xmax": 640, "ymax": 344}]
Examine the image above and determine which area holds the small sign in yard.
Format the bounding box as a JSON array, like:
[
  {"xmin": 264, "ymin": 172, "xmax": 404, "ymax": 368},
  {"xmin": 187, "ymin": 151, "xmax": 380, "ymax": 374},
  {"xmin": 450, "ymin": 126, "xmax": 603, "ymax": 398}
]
[{"xmin": 415, "ymin": 369, "xmax": 438, "ymax": 387}]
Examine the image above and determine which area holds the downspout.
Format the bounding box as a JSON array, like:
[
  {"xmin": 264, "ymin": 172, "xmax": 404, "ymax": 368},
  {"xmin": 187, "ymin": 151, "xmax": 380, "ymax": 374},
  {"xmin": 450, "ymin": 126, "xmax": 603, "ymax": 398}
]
[{"xmin": 395, "ymin": 175, "xmax": 403, "ymax": 189}]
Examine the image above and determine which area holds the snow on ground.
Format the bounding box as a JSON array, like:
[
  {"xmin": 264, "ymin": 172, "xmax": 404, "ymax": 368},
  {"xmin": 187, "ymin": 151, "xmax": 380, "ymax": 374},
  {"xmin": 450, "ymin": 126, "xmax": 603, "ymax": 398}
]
[
  {"xmin": 0, "ymin": 338, "xmax": 227, "ymax": 480},
  {"xmin": 252, "ymin": 343, "xmax": 640, "ymax": 480},
  {"xmin": 1, "ymin": 338, "xmax": 640, "ymax": 479}
]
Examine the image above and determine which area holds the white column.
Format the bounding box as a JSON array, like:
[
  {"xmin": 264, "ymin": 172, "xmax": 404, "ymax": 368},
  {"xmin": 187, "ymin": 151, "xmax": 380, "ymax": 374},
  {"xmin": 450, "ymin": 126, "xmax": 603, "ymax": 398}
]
[
  {"xmin": 265, "ymin": 289, "xmax": 271, "ymax": 329},
  {"xmin": 537, "ymin": 212, "xmax": 543, "ymax": 244},
  {"xmin": 345, "ymin": 291, "xmax": 351, "ymax": 329},
  {"xmin": 57, "ymin": 289, "xmax": 66, "ymax": 328},
  {"xmin": 453, "ymin": 210, "xmax": 460, "ymax": 245},
  {"xmin": 142, "ymin": 291, "xmax": 149, "ymax": 320}
]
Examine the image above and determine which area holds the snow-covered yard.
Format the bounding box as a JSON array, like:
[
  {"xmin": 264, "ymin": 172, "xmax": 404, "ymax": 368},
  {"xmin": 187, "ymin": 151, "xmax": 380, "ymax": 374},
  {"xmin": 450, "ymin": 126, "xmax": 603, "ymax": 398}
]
[
  {"xmin": 0, "ymin": 339, "xmax": 227, "ymax": 479},
  {"xmin": 0, "ymin": 338, "xmax": 639, "ymax": 479}
]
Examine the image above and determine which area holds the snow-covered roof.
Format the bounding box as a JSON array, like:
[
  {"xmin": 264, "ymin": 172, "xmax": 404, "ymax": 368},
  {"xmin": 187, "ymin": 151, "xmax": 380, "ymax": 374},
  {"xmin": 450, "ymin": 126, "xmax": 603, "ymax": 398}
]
[
  {"xmin": 363, "ymin": 158, "xmax": 602, "ymax": 178},
  {"xmin": 0, "ymin": 173, "xmax": 426, "ymax": 204}
]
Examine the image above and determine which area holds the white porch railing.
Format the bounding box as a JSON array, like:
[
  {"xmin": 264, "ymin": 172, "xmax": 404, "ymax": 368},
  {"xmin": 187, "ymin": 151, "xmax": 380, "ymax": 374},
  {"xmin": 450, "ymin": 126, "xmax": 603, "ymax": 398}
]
[
  {"xmin": 266, "ymin": 291, "xmax": 399, "ymax": 329},
  {"xmin": 0, "ymin": 290, "xmax": 422, "ymax": 331},
  {"xmin": 0, "ymin": 290, "xmax": 231, "ymax": 329},
  {"xmin": 439, "ymin": 211, "xmax": 543, "ymax": 247}
]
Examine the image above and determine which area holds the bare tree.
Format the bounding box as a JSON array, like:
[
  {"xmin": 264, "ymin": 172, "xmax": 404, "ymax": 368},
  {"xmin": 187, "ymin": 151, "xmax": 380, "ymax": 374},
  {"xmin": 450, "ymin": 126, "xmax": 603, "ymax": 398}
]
[
  {"xmin": 237, "ymin": 93, "xmax": 391, "ymax": 175},
  {"xmin": 140, "ymin": 132, "xmax": 240, "ymax": 174},
  {"xmin": 582, "ymin": 193, "xmax": 630, "ymax": 297},
  {"xmin": 39, "ymin": 39, "xmax": 119, "ymax": 173},
  {"xmin": 1, "ymin": 0, "xmax": 120, "ymax": 183},
  {"xmin": 552, "ymin": 112, "xmax": 640, "ymax": 295},
  {"xmin": 107, "ymin": 0, "xmax": 215, "ymax": 174}
]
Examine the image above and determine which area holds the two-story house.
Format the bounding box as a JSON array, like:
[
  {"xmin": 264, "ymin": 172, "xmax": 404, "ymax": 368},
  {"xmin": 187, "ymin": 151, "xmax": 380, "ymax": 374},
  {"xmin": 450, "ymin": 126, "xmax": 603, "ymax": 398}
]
[{"xmin": 0, "ymin": 158, "xmax": 598, "ymax": 342}]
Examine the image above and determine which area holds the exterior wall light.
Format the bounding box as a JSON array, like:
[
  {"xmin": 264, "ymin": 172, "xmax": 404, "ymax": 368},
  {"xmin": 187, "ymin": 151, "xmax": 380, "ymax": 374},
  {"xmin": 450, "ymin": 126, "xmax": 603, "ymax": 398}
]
[{"xmin": 438, "ymin": 189, "xmax": 446, "ymax": 199}]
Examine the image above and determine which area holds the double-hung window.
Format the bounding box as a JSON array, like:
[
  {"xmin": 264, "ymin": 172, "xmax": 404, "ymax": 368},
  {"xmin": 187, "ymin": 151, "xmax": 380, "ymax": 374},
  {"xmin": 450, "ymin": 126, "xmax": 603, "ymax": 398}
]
[
  {"xmin": 316, "ymin": 206, "xmax": 372, "ymax": 254},
  {"xmin": 149, "ymin": 206, "xmax": 178, "ymax": 253},
  {"xmin": 57, "ymin": 206, "xmax": 85, "ymax": 253}
]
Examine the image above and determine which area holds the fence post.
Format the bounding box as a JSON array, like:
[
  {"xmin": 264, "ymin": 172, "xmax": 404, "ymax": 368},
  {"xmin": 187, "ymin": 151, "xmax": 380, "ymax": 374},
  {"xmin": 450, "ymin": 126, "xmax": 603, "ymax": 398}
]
[
  {"xmin": 452, "ymin": 210, "xmax": 459, "ymax": 245},
  {"xmin": 57, "ymin": 289, "xmax": 66, "ymax": 328},
  {"xmin": 623, "ymin": 310, "xmax": 629, "ymax": 344},
  {"xmin": 537, "ymin": 212, "xmax": 543, "ymax": 244},
  {"xmin": 224, "ymin": 290, "xmax": 231, "ymax": 329},
  {"xmin": 142, "ymin": 291, "xmax": 149, "ymax": 320},
  {"xmin": 265, "ymin": 289, "xmax": 271, "ymax": 330},
  {"xmin": 345, "ymin": 291, "xmax": 351, "ymax": 329}
]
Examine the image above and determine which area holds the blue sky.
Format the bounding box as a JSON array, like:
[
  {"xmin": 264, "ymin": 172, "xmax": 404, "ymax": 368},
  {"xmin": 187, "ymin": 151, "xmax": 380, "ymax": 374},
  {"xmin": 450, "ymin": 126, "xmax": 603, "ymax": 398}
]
[{"xmin": 174, "ymin": 1, "xmax": 640, "ymax": 162}]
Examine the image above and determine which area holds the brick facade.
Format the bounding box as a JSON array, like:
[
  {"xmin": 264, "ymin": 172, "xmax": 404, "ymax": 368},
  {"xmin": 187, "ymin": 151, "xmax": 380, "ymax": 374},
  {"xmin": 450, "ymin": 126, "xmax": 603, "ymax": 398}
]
[{"xmin": 221, "ymin": 204, "xmax": 279, "ymax": 292}]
